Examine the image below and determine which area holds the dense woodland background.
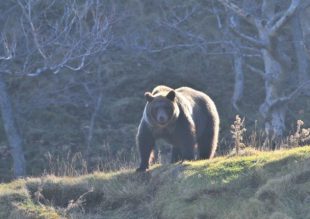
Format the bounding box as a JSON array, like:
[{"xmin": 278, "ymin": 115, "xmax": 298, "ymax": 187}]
[{"xmin": 0, "ymin": 0, "xmax": 309, "ymax": 181}]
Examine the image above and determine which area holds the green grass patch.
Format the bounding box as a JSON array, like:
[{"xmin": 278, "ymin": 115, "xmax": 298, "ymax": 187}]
[{"xmin": 1, "ymin": 146, "xmax": 310, "ymax": 219}]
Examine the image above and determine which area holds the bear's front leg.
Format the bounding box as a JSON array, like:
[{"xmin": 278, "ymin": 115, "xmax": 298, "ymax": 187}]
[
  {"xmin": 136, "ymin": 121, "xmax": 155, "ymax": 172},
  {"xmin": 171, "ymin": 134, "xmax": 196, "ymax": 163},
  {"xmin": 171, "ymin": 127, "xmax": 195, "ymax": 162}
]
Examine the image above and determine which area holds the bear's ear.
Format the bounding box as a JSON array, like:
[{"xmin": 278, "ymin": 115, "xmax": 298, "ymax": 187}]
[
  {"xmin": 166, "ymin": 90, "xmax": 176, "ymax": 101},
  {"xmin": 144, "ymin": 92, "xmax": 154, "ymax": 102}
]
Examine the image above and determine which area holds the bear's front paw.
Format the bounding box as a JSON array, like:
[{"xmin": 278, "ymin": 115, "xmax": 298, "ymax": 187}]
[{"xmin": 136, "ymin": 167, "xmax": 147, "ymax": 172}]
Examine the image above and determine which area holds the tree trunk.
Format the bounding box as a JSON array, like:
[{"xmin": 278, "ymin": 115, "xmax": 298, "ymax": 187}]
[
  {"xmin": 291, "ymin": 13, "xmax": 309, "ymax": 83},
  {"xmin": 264, "ymin": 107, "xmax": 286, "ymax": 137},
  {"xmin": 218, "ymin": 0, "xmax": 302, "ymax": 139},
  {"xmin": 232, "ymin": 47, "xmax": 244, "ymax": 112},
  {"xmin": 0, "ymin": 74, "xmax": 26, "ymax": 177},
  {"xmin": 86, "ymin": 91, "xmax": 103, "ymax": 162},
  {"xmin": 225, "ymin": 12, "xmax": 244, "ymax": 112},
  {"xmin": 258, "ymin": 0, "xmax": 291, "ymax": 138},
  {"xmin": 260, "ymin": 46, "xmax": 287, "ymax": 137}
]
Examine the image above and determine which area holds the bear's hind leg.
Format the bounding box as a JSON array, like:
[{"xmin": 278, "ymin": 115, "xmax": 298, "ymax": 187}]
[
  {"xmin": 171, "ymin": 147, "xmax": 182, "ymax": 163},
  {"xmin": 197, "ymin": 127, "xmax": 218, "ymax": 159},
  {"xmin": 180, "ymin": 144, "xmax": 195, "ymax": 161},
  {"xmin": 171, "ymin": 145, "xmax": 194, "ymax": 163}
]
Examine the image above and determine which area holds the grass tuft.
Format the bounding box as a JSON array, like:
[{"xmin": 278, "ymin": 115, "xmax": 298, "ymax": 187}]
[{"xmin": 1, "ymin": 146, "xmax": 310, "ymax": 218}]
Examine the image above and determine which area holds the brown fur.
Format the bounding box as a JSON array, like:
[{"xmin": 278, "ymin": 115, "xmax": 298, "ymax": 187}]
[{"xmin": 136, "ymin": 85, "xmax": 220, "ymax": 171}]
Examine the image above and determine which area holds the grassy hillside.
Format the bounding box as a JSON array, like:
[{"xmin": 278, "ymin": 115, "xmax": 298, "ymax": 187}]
[{"xmin": 1, "ymin": 146, "xmax": 310, "ymax": 219}]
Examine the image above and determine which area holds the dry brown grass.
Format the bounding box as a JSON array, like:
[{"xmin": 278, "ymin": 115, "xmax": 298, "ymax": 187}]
[{"xmin": 1, "ymin": 146, "xmax": 310, "ymax": 219}]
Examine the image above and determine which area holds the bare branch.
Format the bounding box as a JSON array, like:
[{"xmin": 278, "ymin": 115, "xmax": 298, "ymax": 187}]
[
  {"xmin": 269, "ymin": 12, "xmax": 285, "ymax": 27},
  {"xmin": 260, "ymin": 80, "xmax": 310, "ymax": 116},
  {"xmin": 65, "ymin": 55, "xmax": 87, "ymax": 71},
  {"xmin": 287, "ymin": 80, "xmax": 310, "ymax": 100},
  {"xmin": 17, "ymin": 0, "xmax": 47, "ymax": 59},
  {"xmin": 9, "ymin": 0, "xmax": 112, "ymax": 76},
  {"xmin": 212, "ymin": 0, "xmax": 223, "ymax": 29},
  {"xmin": 229, "ymin": 26, "xmax": 266, "ymax": 48},
  {"xmin": 146, "ymin": 43, "xmax": 201, "ymax": 53},
  {"xmin": 245, "ymin": 64, "xmax": 265, "ymax": 77},
  {"xmin": 268, "ymin": 0, "xmax": 301, "ymax": 36},
  {"xmin": 171, "ymin": 5, "xmax": 198, "ymax": 26},
  {"xmin": 217, "ymin": 0, "xmax": 256, "ymax": 26},
  {"xmin": 27, "ymin": 66, "xmax": 51, "ymax": 77},
  {"xmin": 0, "ymin": 34, "xmax": 16, "ymax": 60}
]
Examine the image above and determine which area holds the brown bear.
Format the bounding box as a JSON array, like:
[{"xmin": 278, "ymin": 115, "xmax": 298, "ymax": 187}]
[{"xmin": 136, "ymin": 85, "xmax": 220, "ymax": 171}]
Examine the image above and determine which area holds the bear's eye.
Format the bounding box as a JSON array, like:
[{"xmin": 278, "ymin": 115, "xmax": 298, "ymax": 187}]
[
  {"xmin": 165, "ymin": 106, "xmax": 173, "ymax": 115},
  {"xmin": 151, "ymin": 106, "xmax": 159, "ymax": 117}
]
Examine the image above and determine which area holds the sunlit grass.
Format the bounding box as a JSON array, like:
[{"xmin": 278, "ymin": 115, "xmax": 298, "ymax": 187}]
[{"xmin": 0, "ymin": 146, "xmax": 310, "ymax": 219}]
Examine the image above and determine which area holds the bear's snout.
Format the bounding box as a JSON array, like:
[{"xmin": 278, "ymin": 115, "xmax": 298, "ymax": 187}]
[{"xmin": 156, "ymin": 110, "xmax": 169, "ymax": 124}]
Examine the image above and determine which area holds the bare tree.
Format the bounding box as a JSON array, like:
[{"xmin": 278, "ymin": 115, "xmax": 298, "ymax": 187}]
[
  {"xmin": 217, "ymin": 0, "xmax": 310, "ymax": 138},
  {"xmin": 141, "ymin": 0, "xmax": 310, "ymax": 142},
  {"xmin": 0, "ymin": 0, "xmax": 111, "ymax": 177},
  {"xmin": 0, "ymin": 73, "xmax": 25, "ymax": 177}
]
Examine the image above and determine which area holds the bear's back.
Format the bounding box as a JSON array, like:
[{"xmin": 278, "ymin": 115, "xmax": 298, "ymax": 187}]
[
  {"xmin": 175, "ymin": 87, "xmax": 219, "ymax": 138},
  {"xmin": 175, "ymin": 86, "xmax": 212, "ymax": 110}
]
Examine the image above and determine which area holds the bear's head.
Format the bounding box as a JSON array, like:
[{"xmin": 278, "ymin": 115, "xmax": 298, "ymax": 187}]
[{"xmin": 144, "ymin": 90, "xmax": 179, "ymax": 127}]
